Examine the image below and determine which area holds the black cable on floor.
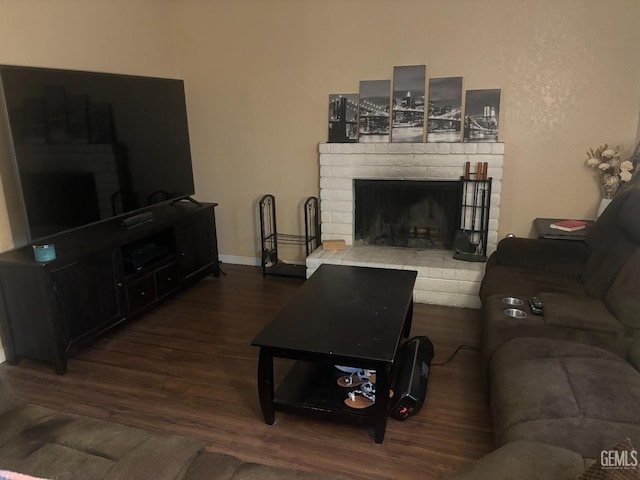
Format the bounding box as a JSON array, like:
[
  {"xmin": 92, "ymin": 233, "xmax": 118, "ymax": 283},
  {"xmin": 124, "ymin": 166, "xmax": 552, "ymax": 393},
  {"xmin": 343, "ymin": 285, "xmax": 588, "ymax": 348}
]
[{"xmin": 431, "ymin": 344, "xmax": 481, "ymax": 366}]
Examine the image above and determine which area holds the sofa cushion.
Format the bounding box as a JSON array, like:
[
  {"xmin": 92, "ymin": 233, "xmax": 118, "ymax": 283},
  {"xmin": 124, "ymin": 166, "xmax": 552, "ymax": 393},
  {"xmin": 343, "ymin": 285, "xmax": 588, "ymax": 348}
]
[
  {"xmin": 627, "ymin": 337, "xmax": 640, "ymax": 373},
  {"xmin": 108, "ymin": 434, "xmax": 202, "ymax": 480},
  {"xmin": 0, "ymin": 404, "xmax": 203, "ymax": 480},
  {"xmin": 446, "ymin": 441, "xmax": 585, "ymax": 480},
  {"xmin": 0, "ymin": 441, "xmax": 114, "ymax": 480},
  {"xmin": 490, "ymin": 336, "xmax": 626, "ymax": 379},
  {"xmin": 183, "ymin": 452, "xmax": 243, "ymax": 480},
  {"xmin": 539, "ymin": 293, "xmax": 624, "ymax": 335},
  {"xmin": 581, "ymin": 188, "xmax": 640, "ymax": 300},
  {"xmin": 605, "ymin": 249, "xmax": 640, "ymax": 332},
  {"xmin": 0, "ymin": 404, "xmax": 55, "ymax": 450},
  {"xmin": 490, "ymin": 337, "xmax": 640, "ymax": 459},
  {"xmin": 0, "ymin": 378, "xmax": 20, "ymax": 416}
]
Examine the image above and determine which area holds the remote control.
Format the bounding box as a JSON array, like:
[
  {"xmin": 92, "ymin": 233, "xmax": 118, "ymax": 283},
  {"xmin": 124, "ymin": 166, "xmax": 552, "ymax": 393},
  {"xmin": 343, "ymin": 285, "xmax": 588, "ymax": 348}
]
[{"xmin": 529, "ymin": 297, "xmax": 544, "ymax": 315}]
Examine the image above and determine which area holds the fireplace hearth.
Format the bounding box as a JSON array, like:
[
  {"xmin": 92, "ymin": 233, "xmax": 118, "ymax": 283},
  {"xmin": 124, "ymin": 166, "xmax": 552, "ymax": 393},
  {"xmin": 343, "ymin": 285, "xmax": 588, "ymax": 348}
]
[{"xmin": 354, "ymin": 179, "xmax": 461, "ymax": 249}]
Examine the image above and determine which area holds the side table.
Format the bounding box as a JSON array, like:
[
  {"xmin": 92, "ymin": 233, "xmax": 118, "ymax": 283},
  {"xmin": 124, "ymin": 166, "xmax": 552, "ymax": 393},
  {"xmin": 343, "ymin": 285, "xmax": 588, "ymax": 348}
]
[{"xmin": 533, "ymin": 218, "xmax": 593, "ymax": 241}]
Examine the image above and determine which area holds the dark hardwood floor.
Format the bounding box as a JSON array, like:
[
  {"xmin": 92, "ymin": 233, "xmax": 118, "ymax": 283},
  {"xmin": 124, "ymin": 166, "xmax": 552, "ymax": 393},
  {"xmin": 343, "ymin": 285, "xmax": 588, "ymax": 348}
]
[{"xmin": 0, "ymin": 264, "xmax": 494, "ymax": 480}]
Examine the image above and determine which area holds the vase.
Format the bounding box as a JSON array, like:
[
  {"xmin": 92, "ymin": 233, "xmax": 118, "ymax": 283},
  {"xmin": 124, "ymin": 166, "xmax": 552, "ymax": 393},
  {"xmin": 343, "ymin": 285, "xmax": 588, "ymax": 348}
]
[{"xmin": 596, "ymin": 198, "xmax": 613, "ymax": 218}]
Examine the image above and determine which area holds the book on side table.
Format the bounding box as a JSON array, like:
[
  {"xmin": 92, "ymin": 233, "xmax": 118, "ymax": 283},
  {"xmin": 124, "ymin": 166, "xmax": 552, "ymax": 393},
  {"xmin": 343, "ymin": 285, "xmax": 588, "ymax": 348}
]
[{"xmin": 549, "ymin": 219, "xmax": 588, "ymax": 232}]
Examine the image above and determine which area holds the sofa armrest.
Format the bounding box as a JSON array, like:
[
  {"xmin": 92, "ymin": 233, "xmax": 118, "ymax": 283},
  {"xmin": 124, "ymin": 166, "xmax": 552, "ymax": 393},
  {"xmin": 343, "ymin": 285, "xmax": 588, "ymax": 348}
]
[
  {"xmin": 494, "ymin": 237, "xmax": 590, "ymax": 278},
  {"xmin": 539, "ymin": 293, "xmax": 624, "ymax": 335}
]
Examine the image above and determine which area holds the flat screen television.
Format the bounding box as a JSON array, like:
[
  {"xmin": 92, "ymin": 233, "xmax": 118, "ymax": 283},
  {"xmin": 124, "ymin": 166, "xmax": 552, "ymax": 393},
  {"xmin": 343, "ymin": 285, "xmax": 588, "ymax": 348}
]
[{"xmin": 0, "ymin": 65, "xmax": 195, "ymax": 244}]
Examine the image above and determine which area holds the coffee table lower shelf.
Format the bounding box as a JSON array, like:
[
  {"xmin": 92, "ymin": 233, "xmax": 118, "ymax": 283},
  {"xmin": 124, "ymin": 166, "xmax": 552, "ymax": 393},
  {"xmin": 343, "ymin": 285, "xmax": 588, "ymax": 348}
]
[{"xmin": 274, "ymin": 361, "xmax": 376, "ymax": 424}]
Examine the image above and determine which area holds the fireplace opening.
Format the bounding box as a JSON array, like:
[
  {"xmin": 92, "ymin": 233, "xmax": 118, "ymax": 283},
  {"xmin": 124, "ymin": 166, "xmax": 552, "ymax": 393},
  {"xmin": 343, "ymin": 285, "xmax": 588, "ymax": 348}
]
[{"xmin": 354, "ymin": 179, "xmax": 462, "ymax": 249}]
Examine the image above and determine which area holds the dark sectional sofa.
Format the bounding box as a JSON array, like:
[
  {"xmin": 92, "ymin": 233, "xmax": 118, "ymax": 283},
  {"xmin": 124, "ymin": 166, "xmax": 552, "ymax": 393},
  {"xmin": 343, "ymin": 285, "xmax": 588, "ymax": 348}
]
[{"xmin": 451, "ymin": 187, "xmax": 640, "ymax": 478}]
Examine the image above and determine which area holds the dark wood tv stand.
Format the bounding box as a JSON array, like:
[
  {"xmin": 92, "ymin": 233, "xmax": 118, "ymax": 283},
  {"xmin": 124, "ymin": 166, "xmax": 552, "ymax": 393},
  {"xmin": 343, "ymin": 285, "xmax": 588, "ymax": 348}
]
[{"xmin": 0, "ymin": 200, "xmax": 219, "ymax": 374}]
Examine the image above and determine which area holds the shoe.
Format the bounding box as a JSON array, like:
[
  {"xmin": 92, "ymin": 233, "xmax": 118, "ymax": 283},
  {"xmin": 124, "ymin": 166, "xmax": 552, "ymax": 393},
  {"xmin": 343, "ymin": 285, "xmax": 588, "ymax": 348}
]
[
  {"xmin": 344, "ymin": 384, "xmax": 376, "ymax": 409},
  {"xmin": 337, "ymin": 369, "xmax": 376, "ymax": 388},
  {"xmin": 343, "ymin": 381, "xmax": 394, "ymax": 409}
]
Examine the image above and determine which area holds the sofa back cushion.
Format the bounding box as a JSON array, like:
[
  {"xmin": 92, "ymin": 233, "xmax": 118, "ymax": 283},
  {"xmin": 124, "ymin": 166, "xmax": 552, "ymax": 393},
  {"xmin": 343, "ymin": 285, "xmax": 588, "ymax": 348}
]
[
  {"xmin": 627, "ymin": 336, "xmax": 640, "ymax": 372},
  {"xmin": 581, "ymin": 237, "xmax": 638, "ymax": 299},
  {"xmin": 581, "ymin": 189, "xmax": 640, "ymax": 299},
  {"xmin": 605, "ymin": 248, "xmax": 640, "ymax": 331},
  {"xmin": 584, "ymin": 189, "xmax": 633, "ymax": 252},
  {"xmin": 616, "ymin": 188, "xmax": 640, "ymax": 243}
]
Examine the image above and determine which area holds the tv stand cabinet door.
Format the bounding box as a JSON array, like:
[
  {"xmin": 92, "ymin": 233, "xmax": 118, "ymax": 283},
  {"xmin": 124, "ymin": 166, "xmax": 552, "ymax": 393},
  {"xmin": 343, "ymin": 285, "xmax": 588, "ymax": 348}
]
[
  {"xmin": 0, "ymin": 265, "xmax": 66, "ymax": 372},
  {"xmin": 53, "ymin": 250, "xmax": 123, "ymax": 344}
]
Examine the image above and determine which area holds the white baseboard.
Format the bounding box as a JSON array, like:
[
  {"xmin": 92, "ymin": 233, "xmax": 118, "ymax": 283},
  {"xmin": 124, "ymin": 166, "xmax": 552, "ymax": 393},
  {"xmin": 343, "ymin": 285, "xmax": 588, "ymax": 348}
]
[
  {"xmin": 0, "ymin": 345, "xmax": 5, "ymax": 364},
  {"xmin": 219, "ymin": 254, "xmax": 261, "ymax": 267}
]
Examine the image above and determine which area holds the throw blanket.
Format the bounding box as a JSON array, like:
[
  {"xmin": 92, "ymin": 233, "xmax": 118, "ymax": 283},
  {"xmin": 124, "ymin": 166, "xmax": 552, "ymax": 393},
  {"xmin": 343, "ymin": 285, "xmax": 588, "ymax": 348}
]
[{"xmin": 0, "ymin": 471, "xmax": 49, "ymax": 480}]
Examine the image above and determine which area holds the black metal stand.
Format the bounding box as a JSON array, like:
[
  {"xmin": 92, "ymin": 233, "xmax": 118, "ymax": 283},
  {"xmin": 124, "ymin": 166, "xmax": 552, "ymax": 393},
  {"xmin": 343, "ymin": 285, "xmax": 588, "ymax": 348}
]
[
  {"xmin": 259, "ymin": 194, "xmax": 321, "ymax": 278},
  {"xmin": 453, "ymin": 175, "xmax": 492, "ymax": 262}
]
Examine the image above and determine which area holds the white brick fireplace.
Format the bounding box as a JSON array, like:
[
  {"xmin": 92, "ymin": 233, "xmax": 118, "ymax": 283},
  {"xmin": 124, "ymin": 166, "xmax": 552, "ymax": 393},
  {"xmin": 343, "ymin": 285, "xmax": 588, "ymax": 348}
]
[{"xmin": 306, "ymin": 142, "xmax": 504, "ymax": 309}]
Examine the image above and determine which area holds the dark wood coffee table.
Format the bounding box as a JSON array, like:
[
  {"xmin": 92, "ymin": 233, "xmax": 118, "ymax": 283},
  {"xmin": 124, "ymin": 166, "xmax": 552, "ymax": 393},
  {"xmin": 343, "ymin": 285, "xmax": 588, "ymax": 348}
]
[{"xmin": 251, "ymin": 264, "xmax": 417, "ymax": 443}]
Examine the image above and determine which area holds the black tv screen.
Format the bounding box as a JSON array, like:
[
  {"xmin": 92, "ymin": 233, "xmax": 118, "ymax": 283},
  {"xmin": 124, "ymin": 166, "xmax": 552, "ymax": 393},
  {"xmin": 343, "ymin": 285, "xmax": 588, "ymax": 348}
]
[{"xmin": 0, "ymin": 65, "xmax": 195, "ymax": 242}]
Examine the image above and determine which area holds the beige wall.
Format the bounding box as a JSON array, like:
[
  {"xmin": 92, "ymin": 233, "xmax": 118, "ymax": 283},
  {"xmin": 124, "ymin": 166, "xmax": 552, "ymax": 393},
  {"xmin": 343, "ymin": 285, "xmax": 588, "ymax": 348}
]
[
  {"xmin": 0, "ymin": 0, "xmax": 639, "ymax": 260},
  {"xmin": 170, "ymin": 0, "xmax": 640, "ymax": 260}
]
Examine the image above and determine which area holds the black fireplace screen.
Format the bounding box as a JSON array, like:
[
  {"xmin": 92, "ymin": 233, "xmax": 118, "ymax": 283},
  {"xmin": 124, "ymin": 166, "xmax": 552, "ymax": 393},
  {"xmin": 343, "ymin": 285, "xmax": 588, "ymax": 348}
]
[{"xmin": 354, "ymin": 179, "xmax": 462, "ymax": 249}]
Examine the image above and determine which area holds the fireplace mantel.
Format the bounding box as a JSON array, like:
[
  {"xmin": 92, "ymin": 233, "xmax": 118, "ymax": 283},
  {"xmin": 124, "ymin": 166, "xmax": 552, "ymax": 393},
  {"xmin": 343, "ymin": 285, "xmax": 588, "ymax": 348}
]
[{"xmin": 307, "ymin": 142, "xmax": 505, "ymax": 308}]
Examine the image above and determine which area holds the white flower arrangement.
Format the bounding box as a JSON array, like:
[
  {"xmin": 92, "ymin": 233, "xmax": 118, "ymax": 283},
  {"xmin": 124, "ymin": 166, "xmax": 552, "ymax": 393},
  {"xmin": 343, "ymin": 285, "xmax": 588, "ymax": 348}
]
[{"xmin": 586, "ymin": 143, "xmax": 639, "ymax": 199}]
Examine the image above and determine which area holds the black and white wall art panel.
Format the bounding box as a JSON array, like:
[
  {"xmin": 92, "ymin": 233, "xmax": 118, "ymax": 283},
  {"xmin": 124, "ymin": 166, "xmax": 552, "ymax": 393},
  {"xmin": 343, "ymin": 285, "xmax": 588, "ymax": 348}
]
[
  {"xmin": 328, "ymin": 94, "xmax": 358, "ymax": 143},
  {"xmin": 358, "ymin": 80, "xmax": 391, "ymax": 143},
  {"xmin": 427, "ymin": 77, "xmax": 463, "ymax": 143},
  {"xmin": 391, "ymin": 65, "xmax": 426, "ymax": 143},
  {"xmin": 463, "ymin": 89, "xmax": 501, "ymax": 142}
]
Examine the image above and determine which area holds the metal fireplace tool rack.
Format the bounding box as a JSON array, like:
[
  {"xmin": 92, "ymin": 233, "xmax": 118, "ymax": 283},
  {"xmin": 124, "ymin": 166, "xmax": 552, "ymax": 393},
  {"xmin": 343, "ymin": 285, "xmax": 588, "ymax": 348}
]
[
  {"xmin": 259, "ymin": 194, "xmax": 321, "ymax": 278},
  {"xmin": 453, "ymin": 162, "xmax": 492, "ymax": 262}
]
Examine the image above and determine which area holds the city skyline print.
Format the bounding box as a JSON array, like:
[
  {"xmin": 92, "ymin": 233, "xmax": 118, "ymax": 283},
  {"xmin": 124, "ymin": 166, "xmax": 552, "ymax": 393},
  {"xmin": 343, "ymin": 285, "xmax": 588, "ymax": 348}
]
[
  {"xmin": 463, "ymin": 89, "xmax": 501, "ymax": 142},
  {"xmin": 358, "ymin": 79, "xmax": 391, "ymax": 143},
  {"xmin": 427, "ymin": 76, "xmax": 463, "ymax": 143},
  {"xmin": 328, "ymin": 94, "xmax": 358, "ymax": 143},
  {"xmin": 391, "ymin": 65, "xmax": 426, "ymax": 143}
]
